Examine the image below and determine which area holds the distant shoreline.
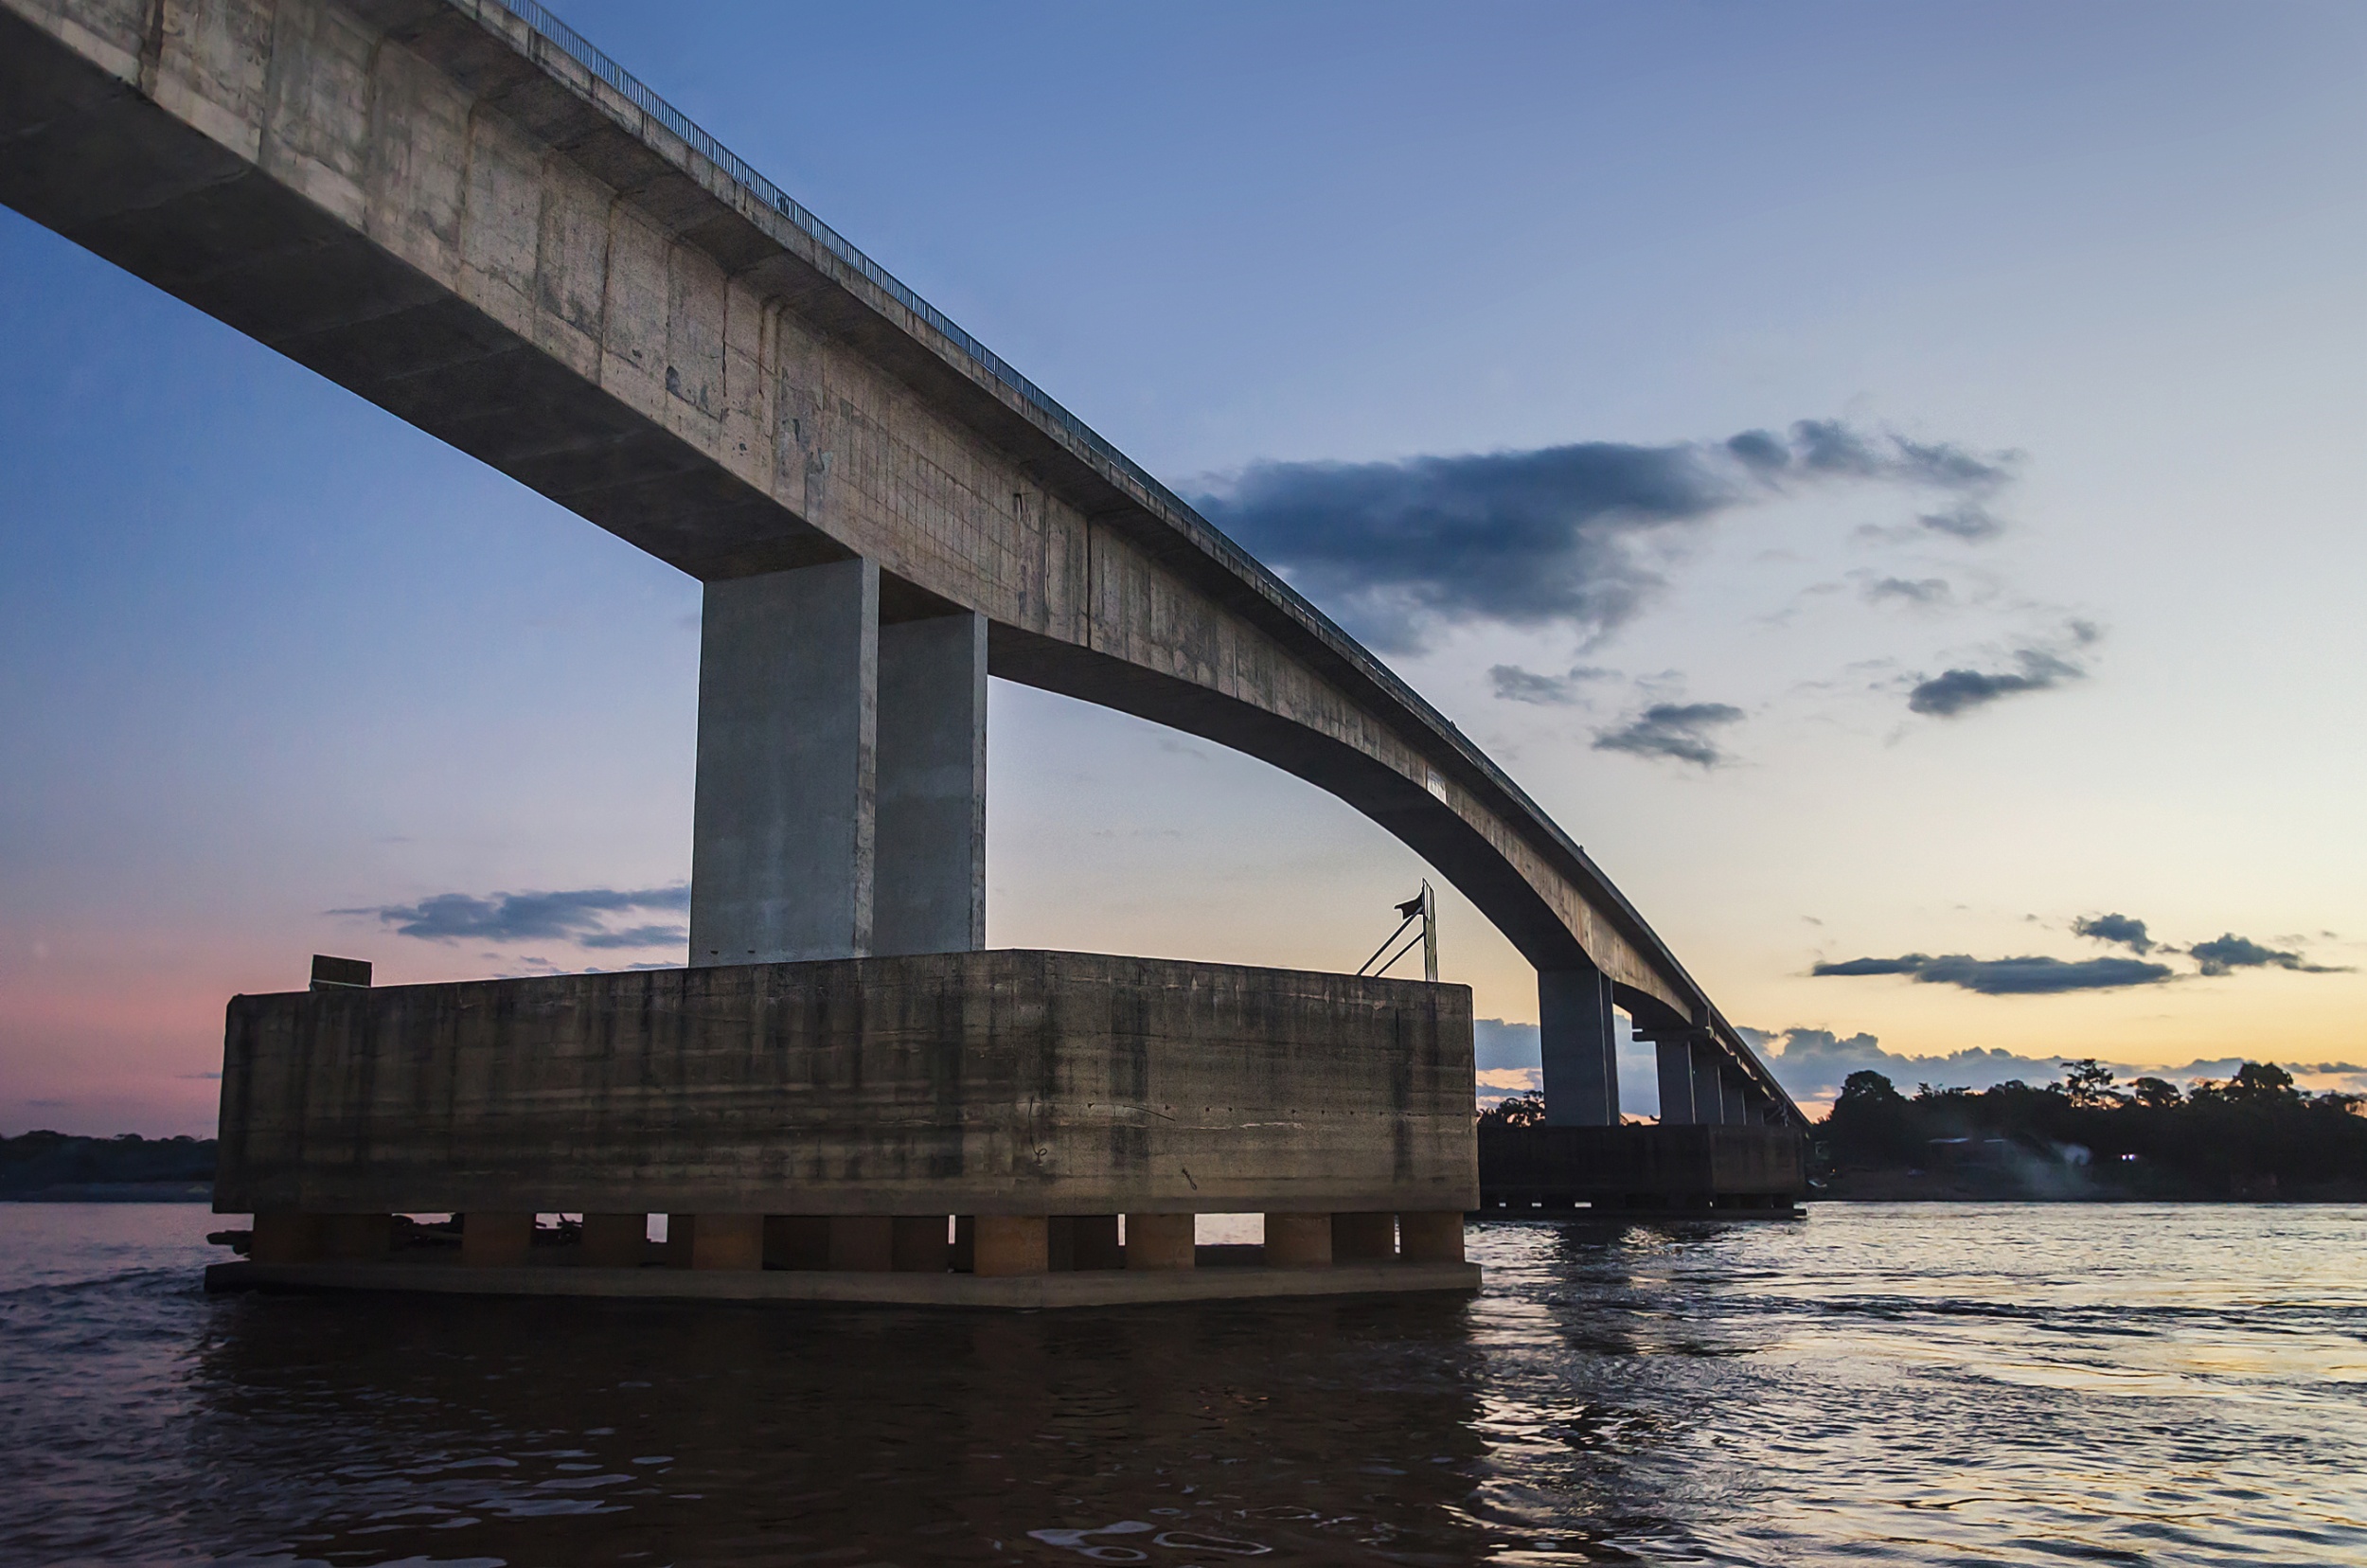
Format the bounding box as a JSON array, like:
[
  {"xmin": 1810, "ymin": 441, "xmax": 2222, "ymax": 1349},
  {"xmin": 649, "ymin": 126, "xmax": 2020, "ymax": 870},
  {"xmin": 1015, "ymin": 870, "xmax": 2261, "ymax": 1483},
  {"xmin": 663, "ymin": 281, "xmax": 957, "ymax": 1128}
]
[
  {"xmin": 1, "ymin": 1184, "xmax": 215, "ymax": 1203},
  {"xmin": 1818, "ymin": 1167, "xmax": 2367, "ymax": 1203}
]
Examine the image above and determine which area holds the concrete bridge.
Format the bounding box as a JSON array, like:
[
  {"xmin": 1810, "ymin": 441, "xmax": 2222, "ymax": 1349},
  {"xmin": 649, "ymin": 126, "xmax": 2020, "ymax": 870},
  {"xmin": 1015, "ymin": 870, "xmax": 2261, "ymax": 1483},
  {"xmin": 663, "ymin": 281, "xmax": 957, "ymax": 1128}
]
[{"xmin": 0, "ymin": 0, "xmax": 1803, "ymax": 1136}]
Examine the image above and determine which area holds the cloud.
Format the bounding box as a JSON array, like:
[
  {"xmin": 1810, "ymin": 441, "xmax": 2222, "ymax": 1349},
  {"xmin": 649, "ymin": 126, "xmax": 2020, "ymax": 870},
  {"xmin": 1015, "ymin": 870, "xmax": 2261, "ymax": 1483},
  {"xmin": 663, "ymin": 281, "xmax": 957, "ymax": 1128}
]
[
  {"xmin": 1786, "ymin": 421, "xmax": 2017, "ymax": 491},
  {"xmin": 1195, "ymin": 419, "xmax": 2016, "ymax": 650},
  {"xmin": 2186, "ymin": 933, "xmax": 2349, "ymax": 976},
  {"xmin": 1475, "ymin": 1017, "xmax": 1545, "ymax": 1071},
  {"xmin": 2073, "ymin": 913, "xmax": 2154, "ymax": 954},
  {"xmin": 1908, "ymin": 649, "xmax": 2084, "ymax": 718},
  {"xmin": 1865, "ymin": 576, "xmax": 1951, "ymax": 605},
  {"xmin": 1906, "ymin": 619, "xmax": 2101, "ymax": 719},
  {"xmin": 339, "ymin": 885, "xmax": 690, "ymax": 949},
  {"xmin": 1487, "ymin": 664, "xmax": 1611, "ymax": 705},
  {"xmin": 1812, "ymin": 953, "xmax": 2175, "ymax": 994},
  {"xmin": 1816, "ymin": 918, "xmax": 2348, "ymax": 992},
  {"xmin": 578, "ymin": 923, "xmax": 693, "ymax": 951},
  {"xmin": 1593, "ymin": 702, "xmax": 1745, "ymax": 768},
  {"xmin": 1916, "ymin": 501, "xmax": 2005, "ymax": 541},
  {"xmin": 1741, "ymin": 1025, "xmax": 2367, "ymax": 1105}
]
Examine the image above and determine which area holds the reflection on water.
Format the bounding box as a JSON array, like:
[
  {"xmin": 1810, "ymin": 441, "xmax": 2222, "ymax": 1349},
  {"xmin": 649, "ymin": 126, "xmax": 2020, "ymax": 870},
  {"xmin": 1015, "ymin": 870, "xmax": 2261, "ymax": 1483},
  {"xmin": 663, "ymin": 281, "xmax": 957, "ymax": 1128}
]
[{"xmin": 2, "ymin": 1204, "xmax": 2362, "ymax": 1566}]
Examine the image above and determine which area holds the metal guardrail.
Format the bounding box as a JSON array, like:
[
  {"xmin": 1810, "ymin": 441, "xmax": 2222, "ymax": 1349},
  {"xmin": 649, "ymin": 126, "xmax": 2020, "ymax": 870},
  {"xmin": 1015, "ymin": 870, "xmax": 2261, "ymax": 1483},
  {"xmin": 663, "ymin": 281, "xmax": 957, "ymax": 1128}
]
[{"xmin": 440, "ymin": 0, "xmax": 1802, "ymax": 1125}]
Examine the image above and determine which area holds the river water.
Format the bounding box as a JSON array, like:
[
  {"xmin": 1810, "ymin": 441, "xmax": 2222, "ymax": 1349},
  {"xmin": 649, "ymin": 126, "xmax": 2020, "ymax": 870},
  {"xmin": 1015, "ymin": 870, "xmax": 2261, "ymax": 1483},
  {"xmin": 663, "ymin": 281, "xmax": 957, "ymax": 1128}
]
[{"xmin": 1, "ymin": 1203, "xmax": 2359, "ymax": 1566}]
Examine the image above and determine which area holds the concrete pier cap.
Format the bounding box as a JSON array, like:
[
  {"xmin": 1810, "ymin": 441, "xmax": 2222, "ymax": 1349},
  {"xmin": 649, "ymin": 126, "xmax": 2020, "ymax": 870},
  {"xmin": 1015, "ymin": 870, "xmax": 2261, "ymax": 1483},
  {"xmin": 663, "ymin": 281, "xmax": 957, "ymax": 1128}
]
[{"xmin": 207, "ymin": 951, "xmax": 1484, "ymax": 1307}]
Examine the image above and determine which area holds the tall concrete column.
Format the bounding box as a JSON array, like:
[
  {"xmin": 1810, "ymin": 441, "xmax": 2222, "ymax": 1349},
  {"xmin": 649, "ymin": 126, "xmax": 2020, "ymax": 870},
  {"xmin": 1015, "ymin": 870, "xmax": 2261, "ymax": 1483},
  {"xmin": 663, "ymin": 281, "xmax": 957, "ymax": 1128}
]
[
  {"xmin": 1539, "ymin": 968, "xmax": 1619, "ymax": 1126},
  {"xmin": 690, "ymin": 559, "xmax": 879, "ymax": 964},
  {"xmin": 1654, "ymin": 1035, "xmax": 1701, "ymax": 1125},
  {"xmin": 1690, "ymin": 1039, "xmax": 1730, "ymax": 1125},
  {"xmin": 1720, "ymin": 1067, "xmax": 1751, "ymax": 1126},
  {"xmin": 874, "ymin": 611, "xmax": 987, "ymax": 955}
]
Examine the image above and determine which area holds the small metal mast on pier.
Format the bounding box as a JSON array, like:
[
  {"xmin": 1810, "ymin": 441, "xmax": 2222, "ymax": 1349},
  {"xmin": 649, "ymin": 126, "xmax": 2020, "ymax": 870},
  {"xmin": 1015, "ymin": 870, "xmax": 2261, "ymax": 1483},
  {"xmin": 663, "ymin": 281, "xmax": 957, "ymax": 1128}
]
[{"xmin": 1358, "ymin": 882, "xmax": 1438, "ymax": 985}]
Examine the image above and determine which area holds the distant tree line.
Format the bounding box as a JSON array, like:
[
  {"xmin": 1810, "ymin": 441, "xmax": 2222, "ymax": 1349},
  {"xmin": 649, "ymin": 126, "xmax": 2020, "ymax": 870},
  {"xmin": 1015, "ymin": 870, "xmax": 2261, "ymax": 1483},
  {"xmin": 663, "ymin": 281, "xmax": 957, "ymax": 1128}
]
[
  {"xmin": 1480, "ymin": 1093, "xmax": 1547, "ymax": 1129},
  {"xmin": 0, "ymin": 1131, "xmax": 218, "ymax": 1195},
  {"xmin": 1820, "ymin": 1060, "xmax": 2367, "ymax": 1196},
  {"xmin": 1480, "ymin": 1060, "xmax": 2367, "ymax": 1197}
]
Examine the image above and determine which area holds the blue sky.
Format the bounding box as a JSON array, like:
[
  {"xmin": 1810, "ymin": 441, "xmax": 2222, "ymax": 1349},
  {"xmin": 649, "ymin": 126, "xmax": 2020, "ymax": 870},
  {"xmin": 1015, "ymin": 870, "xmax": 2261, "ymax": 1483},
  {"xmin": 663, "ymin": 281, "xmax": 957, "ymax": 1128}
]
[{"xmin": 4, "ymin": 1, "xmax": 2363, "ymax": 1132}]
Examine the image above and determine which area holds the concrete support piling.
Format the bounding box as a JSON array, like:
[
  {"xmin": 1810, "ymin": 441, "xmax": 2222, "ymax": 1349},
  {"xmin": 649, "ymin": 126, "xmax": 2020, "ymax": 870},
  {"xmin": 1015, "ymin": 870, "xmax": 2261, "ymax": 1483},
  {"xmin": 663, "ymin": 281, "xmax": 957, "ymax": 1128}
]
[
  {"xmin": 581, "ymin": 1213, "xmax": 648, "ymax": 1268},
  {"xmin": 1397, "ymin": 1213, "xmax": 1465, "ymax": 1264},
  {"xmin": 1264, "ymin": 1213, "xmax": 1333, "ymax": 1267},
  {"xmin": 892, "ymin": 1216, "xmax": 952, "ymax": 1273},
  {"xmin": 765, "ymin": 1216, "xmax": 830, "ymax": 1270},
  {"xmin": 249, "ymin": 1212, "xmax": 323, "ymax": 1264},
  {"xmin": 952, "ymin": 1215, "xmax": 976, "ymax": 1274},
  {"xmin": 1123, "ymin": 1213, "xmax": 1195, "ymax": 1271},
  {"xmin": 1071, "ymin": 1215, "xmax": 1123, "ymax": 1271},
  {"xmin": 1047, "ymin": 1215, "xmax": 1124, "ymax": 1271},
  {"xmin": 461, "ymin": 1212, "xmax": 532, "ymax": 1267},
  {"xmin": 1332, "ymin": 1212, "xmax": 1397, "ymax": 1262},
  {"xmin": 972, "ymin": 1216, "xmax": 1048, "ymax": 1276},
  {"xmin": 686, "ymin": 1214, "xmax": 763, "ymax": 1271},
  {"xmin": 321, "ymin": 1213, "xmax": 391, "ymax": 1261},
  {"xmin": 828, "ymin": 1217, "xmax": 897, "ymax": 1273}
]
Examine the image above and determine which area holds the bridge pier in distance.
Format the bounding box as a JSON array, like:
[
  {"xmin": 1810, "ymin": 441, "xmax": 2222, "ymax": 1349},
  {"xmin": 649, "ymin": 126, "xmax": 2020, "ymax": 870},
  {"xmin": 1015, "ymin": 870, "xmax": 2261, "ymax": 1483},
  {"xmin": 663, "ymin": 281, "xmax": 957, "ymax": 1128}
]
[
  {"xmin": 1477, "ymin": 1121, "xmax": 1806, "ymax": 1218},
  {"xmin": 1539, "ymin": 967, "xmax": 1622, "ymax": 1127}
]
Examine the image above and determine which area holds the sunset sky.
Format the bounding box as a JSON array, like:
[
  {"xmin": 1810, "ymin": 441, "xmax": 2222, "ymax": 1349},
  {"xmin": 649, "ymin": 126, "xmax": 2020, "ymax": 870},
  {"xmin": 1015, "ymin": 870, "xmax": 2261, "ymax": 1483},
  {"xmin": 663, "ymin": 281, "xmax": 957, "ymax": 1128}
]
[{"xmin": 4, "ymin": 0, "xmax": 2363, "ymax": 1134}]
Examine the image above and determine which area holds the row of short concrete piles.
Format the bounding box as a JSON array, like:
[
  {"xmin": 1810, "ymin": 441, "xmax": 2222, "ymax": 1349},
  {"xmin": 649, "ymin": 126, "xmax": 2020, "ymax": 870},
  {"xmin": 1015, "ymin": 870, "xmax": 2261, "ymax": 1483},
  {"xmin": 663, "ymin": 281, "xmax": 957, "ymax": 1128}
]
[
  {"xmin": 228, "ymin": 1206, "xmax": 1478, "ymax": 1309},
  {"xmin": 246, "ymin": 1210, "xmax": 1466, "ymax": 1274}
]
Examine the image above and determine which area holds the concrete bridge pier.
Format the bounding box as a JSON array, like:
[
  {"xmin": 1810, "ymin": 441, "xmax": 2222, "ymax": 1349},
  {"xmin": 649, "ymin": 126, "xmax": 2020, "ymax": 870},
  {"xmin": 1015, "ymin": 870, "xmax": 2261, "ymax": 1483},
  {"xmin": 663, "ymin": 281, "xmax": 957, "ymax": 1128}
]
[
  {"xmin": 1646, "ymin": 1028, "xmax": 1707, "ymax": 1125},
  {"xmin": 1539, "ymin": 968, "xmax": 1621, "ymax": 1125},
  {"xmin": 688, "ymin": 558, "xmax": 986, "ymax": 966},
  {"xmin": 1640, "ymin": 1025, "xmax": 1794, "ymax": 1127},
  {"xmin": 1631, "ymin": 1027, "xmax": 1735, "ymax": 1125}
]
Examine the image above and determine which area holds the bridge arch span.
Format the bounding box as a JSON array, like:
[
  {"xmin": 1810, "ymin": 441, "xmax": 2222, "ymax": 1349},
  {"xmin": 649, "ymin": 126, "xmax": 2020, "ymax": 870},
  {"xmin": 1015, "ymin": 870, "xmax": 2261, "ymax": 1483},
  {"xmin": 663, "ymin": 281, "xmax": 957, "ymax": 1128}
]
[{"xmin": 0, "ymin": 0, "xmax": 1801, "ymax": 1125}]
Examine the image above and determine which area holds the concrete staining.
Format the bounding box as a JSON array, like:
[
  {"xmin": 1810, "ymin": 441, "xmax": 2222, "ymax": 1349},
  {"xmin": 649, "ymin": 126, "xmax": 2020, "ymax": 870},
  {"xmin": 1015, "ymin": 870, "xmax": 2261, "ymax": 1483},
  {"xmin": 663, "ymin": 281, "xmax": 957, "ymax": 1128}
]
[
  {"xmin": 208, "ymin": 951, "xmax": 1480, "ymax": 1306},
  {"xmin": 215, "ymin": 951, "xmax": 1478, "ymax": 1219},
  {"xmin": 0, "ymin": 0, "xmax": 1800, "ymax": 1122}
]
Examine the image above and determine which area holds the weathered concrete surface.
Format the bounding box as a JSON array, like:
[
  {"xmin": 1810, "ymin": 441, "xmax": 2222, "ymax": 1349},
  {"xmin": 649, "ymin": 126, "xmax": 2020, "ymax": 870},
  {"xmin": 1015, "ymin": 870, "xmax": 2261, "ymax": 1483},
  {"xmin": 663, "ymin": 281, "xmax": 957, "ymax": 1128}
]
[
  {"xmin": 214, "ymin": 950, "xmax": 1477, "ymax": 1216},
  {"xmin": 874, "ymin": 608, "xmax": 987, "ymax": 956},
  {"xmin": 689, "ymin": 558, "xmax": 877, "ymax": 963},
  {"xmin": 687, "ymin": 561, "xmax": 987, "ymax": 965},
  {"xmin": 0, "ymin": 0, "xmax": 1798, "ymax": 1121},
  {"xmin": 204, "ymin": 1256, "xmax": 1483, "ymax": 1308}
]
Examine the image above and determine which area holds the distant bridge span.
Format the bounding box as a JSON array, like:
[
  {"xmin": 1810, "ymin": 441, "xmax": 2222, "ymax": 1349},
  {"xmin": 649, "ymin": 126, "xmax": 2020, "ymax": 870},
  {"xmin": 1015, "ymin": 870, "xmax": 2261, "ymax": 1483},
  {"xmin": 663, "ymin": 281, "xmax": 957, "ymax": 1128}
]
[{"xmin": 0, "ymin": 0, "xmax": 1804, "ymax": 1128}]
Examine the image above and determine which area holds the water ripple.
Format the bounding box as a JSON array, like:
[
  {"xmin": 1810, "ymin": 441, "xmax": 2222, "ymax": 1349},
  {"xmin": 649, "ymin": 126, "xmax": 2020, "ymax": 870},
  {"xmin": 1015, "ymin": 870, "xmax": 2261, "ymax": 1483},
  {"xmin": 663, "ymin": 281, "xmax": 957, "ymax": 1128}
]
[{"xmin": 0, "ymin": 1203, "xmax": 2361, "ymax": 1565}]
